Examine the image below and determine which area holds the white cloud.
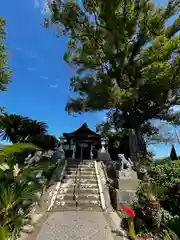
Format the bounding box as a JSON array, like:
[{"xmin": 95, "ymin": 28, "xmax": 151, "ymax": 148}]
[
  {"xmin": 50, "ymin": 84, "xmax": 59, "ymax": 89},
  {"xmin": 41, "ymin": 1, "xmax": 51, "ymax": 15},
  {"xmin": 103, "ymin": 116, "xmax": 108, "ymax": 122},
  {"xmin": 173, "ymin": 105, "xmax": 180, "ymax": 112},
  {"xmin": 34, "ymin": 0, "xmax": 40, "ymax": 8},
  {"xmin": 33, "ymin": 0, "xmax": 51, "ymax": 15},
  {"xmin": 40, "ymin": 75, "xmax": 48, "ymax": 80}
]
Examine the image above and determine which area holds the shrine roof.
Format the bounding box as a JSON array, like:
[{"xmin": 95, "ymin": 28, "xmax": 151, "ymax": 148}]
[{"xmin": 63, "ymin": 123, "xmax": 100, "ymax": 139}]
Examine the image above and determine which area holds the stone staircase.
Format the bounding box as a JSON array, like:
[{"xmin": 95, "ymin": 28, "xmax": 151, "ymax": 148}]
[{"xmin": 50, "ymin": 159, "xmax": 102, "ymax": 211}]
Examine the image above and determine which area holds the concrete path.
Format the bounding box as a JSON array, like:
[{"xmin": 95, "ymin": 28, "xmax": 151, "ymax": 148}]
[{"xmin": 36, "ymin": 211, "xmax": 114, "ymax": 240}]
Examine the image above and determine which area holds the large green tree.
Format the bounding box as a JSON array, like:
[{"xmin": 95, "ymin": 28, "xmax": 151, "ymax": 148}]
[
  {"xmin": 0, "ymin": 17, "xmax": 11, "ymax": 91},
  {"xmin": 45, "ymin": 0, "xmax": 180, "ymax": 155}
]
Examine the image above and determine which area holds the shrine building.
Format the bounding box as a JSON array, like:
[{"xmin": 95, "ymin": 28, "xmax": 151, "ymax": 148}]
[{"xmin": 60, "ymin": 123, "xmax": 101, "ymax": 160}]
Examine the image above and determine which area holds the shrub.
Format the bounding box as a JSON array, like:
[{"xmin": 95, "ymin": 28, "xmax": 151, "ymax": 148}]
[
  {"xmin": 148, "ymin": 160, "xmax": 180, "ymax": 215},
  {"xmin": 135, "ymin": 161, "xmax": 180, "ymax": 237},
  {"xmin": 161, "ymin": 208, "xmax": 180, "ymax": 237},
  {"xmin": 0, "ymin": 143, "xmax": 54, "ymax": 239}
]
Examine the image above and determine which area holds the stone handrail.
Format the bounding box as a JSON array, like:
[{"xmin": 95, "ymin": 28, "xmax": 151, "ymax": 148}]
[
  {"xmin": 76, "ymin": 168, "xmax": 81, "ymax": 207},
  {"xmin": 73, "ymin": 165, "xmax": 79, "ymax": 201},
  {"xmin": 101, "ymin": 161, "xmax": 109, "ymax": 183},
  {"xmin": 47, "ymin": 157, "xmax": 66, "ymax": 187},
  {"xmin": 47, "ymin": 158, "xmax": 67, "ymax": 211}
]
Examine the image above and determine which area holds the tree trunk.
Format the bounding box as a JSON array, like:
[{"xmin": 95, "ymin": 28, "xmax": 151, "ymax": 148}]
[{"xmin": 135, "ymin": 127, "xmax": 147, "ymax": 155}]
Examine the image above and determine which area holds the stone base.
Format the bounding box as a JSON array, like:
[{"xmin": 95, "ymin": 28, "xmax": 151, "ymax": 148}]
[
  {"xmin": 114, "ymin": 169, "xmax": 140, "ymax": 208},
  {"xmin": 116, "ymin": 169, "xmax": 138, "ymax": 179},
  {"xmin": 118, "ymin": 179, "xmax": 140, "ymax": 190},
  {"xmin": 116, "ymin": 189, "xmax": 137, "ymax": 209}
]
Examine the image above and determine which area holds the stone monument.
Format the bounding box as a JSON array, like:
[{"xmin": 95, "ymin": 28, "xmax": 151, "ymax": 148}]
[
  {"xmin": 115, "ymin": 154, "xmax": 140, "ymax": 208},
  {"xmin": 129, "ymin": 128, "xmax": 139, "ymax": 166}
]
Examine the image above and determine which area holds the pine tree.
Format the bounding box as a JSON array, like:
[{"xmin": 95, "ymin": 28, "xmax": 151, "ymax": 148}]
[
  {"xmin": 170, "ymin": 144, "xmax": 178, "ymax": 160},
  {"xmin": 45, "ymin": 0, "xmax": 180, "ymax": 155},
  {"xmin": 0, "ymin": 17, "xmax": 11, "ymax": 91}
]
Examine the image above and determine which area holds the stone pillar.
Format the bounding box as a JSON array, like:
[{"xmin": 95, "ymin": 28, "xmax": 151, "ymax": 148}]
[
  {"xmin": 72, "ymin": 144, "xmax": 76, "ymax": 160},
  {"xmin": 129, "ymin": 129, "xmax": 139, "ymax": 165},
  {"xmin": 80, "ymin": 146, "xmax": 83, "ymax": 160},
  {"xmin": 90, "ymin": 144, "xmax": 93, "ymax": 160}
]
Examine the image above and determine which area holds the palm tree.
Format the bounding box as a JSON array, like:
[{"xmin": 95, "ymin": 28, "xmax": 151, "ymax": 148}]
[
  {"xmin": 0, "ymin": 114, "xmax": 29, "ymax": 143},
  {"xmin": 30, "ymin": 134, "xmax": 58, "ymax": 151},
  {"xmin": 0, "ymin": 113, "xmax": 48, "ymax": 144},
  {"xmin": 23, "ymin": 120, "xmax": 48, "ymax": 139}
]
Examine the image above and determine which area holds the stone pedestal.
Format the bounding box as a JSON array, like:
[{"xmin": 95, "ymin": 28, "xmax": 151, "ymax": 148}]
[{"xmin": 116, "ymin": 169, "xmax": 140, "ymax": 208}]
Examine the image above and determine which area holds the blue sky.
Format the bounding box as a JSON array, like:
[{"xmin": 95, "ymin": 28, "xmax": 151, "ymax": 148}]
[{"xmin": 0, "ymin": 0, "xmax": 179, "ymax": 159}]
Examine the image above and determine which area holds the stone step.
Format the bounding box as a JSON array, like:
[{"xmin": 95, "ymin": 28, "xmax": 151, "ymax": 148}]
[
  {"xmin": 54, "ymin": 199, "xmax": 101, "ymax": 208},
  {"xmin": 67, "ymin": 161, "xmax": 95, "ymax": 165},
  {"xmin": 63, "ymin": 174, "xmax": 97, "ymax": 179},
  {"xmin": 66, "ymin": 165, "xmax": 95, "ymax": 169},
  {"xmin": 65, "ymin": 168, "xmax": 96, "ymax": 173},
  {"xmin": 65, "ymin": 168, "xmax": 95, "ymax": 173},
  {"xmin": 79, "ymin": 179, "xmax": 98, "ymax": 184},
  {"xmin": 61, "ymin": 178, "xmax": 98, "ymax": 184},
  {"xmin": 56, "ymin": 193, "xmax": 100, "ymax": 201},
  {"xmin": 64, "ymin": 170, "xmax": 96, "ymax": 175},
  {"xmin": 51, "ymin": 205, "xmax": 102, "ymax": 212},
  {"xmin": 67, "ymin": 159, "xmax": 94, "ymax": 163},
  {"xmin": 60, "ymin": 182, "xmax": 99, "ymax": 189},
  {"xmin": 22, "ymin": 225, "xmax": 34, "ymax": 234},
  {"xmin": 80, "ymin": 183, "xmax": 99, "ymax": 188},
  {"xmin": 58, "ymin": 188, "xmax": 100, "ymax": 195}
]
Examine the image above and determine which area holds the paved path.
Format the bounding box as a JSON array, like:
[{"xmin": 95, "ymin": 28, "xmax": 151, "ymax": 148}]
[{"xmin": 36, "ymin": 211, "xmax": 114, "ymax": 240}]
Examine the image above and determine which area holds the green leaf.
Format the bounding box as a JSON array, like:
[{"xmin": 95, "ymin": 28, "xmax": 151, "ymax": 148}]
[
  {"xmin": 0, "ymin": 163, "xmax": 10, "ymax": 171},
  {"xmin": 0, "ymin": 227, "xmax": 9, "ymax": 240},
  {"xmin": 63, "ymin": 52, "xmax": 70, "ymax": 63}
]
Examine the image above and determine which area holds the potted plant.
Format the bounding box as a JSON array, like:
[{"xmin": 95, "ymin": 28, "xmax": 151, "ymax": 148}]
[
  {"xmin": 140, "ymin": 183, "xmax": 162, "ymax": 232},
  {"xmin": 120, "ymin": 205, "xmax": 136, "ymax": 239}
]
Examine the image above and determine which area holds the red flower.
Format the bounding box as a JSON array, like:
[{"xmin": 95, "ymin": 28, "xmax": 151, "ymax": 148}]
[{"xmin": 121, "ymin": 205, "xmax": 135, "ymax": 217}]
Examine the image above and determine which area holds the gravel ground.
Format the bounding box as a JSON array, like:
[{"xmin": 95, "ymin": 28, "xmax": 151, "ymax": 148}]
[{"xmin": 36, "ymin": 211, "xmax": 114, "ymax": 240}]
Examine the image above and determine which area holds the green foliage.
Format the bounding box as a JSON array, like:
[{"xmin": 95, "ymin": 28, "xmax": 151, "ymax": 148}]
[
  {"xmin": 161, "ymin": 209, "xmax": 180, "ymax": 237},
  {"xmin": 46, "ymin": 0, "xmax": 180, "ymax": 157},
  {"xmin": 157, "ymin": 158, "xmax": 172, "ymax": 165},
  {"xmin": 96, "ymin": 121, "xmax": 112, "ymax": 138},
  {"xmin": 23, "ymin": 119, "xmax": 48, "ymax": 138},
  {"xmin": 136, "ymin": 182, "xmax": 163, "ymax": 205},
  {"xmin": 29, "ymin": 134, "xmax": 58, "ymax": 151},
  {"xmin": 142, "ymin": 161, "xmax": 180, "ymax": 236},
  {"xmin": 149, "ymin": 161, "xmax": 180, "ymax": 192},
  {"xmin": 135, "ymin": 161, "xmax": 180, "ymax": 236},
  {"xmin": 46, "ymin": 0, "xmax": 180, "ymax": 125},
  {"xmin": 0, "ymin": 143, "xmax": 48, "ymax": 239},
  {"xmin": 0, "ymin": 17, "xmax": 11, "ymax": 92},
  {"xmin": 0, "ymin": 113, "xmax": 48, "ymax": 144},
  {"xmin": 0, "ymin": 114, "xmax": 29, "ymax": 143},
  {"xmin": 0, "ymin": 143, "xmax": 41, "ymax": 160}
]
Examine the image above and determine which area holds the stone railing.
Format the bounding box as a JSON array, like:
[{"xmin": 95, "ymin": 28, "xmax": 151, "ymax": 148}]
[{"xmin": 47, "ymin": 154, "xmax": 66, "ymax": 188}]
